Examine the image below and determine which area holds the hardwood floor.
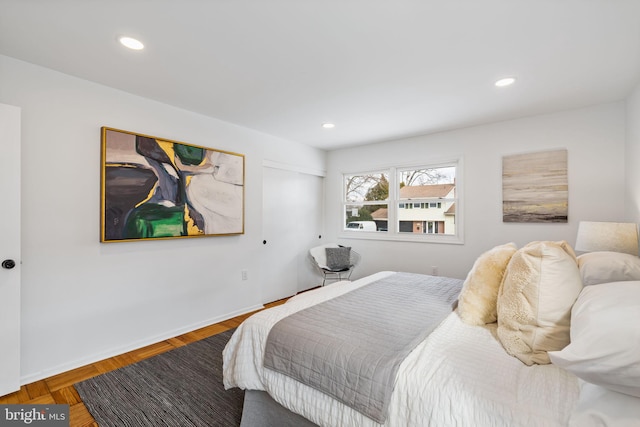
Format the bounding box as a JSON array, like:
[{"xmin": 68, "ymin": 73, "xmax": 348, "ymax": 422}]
[{"xmin": 0, "ymin": 299, "xmax": 288, "ymax": 427}]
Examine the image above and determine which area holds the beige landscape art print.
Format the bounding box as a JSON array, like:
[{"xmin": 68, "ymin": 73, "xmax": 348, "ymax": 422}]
[{"xmin": 502, "ymin": 149, "xmax": 568, "ymax": 223}]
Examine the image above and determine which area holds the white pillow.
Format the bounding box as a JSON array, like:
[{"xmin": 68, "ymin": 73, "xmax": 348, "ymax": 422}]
[
  {"xmin": 549, "ymin": 281, "xmax": 640, "ymax": 397},
  {"xmin": 457, "ymin": 243, "xmax": 517, "ymax": 325},
  {"xmin": 309, "ymin": 244, "xmax": 340, "ymax": 269},
  {"xmin": 497, "ymin": 240, "xmax": 583, "ymax": 365},
  {"xmin": 577, "ymin": 251, "xmax": 640, "ymax": 286},
  {"xmin": 569, "ymin": 380, "xmax": 640, "ymax": 427}
]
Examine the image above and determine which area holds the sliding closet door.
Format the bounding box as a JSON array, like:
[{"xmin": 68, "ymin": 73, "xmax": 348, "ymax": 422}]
[
  {"xmin": 295, "ymin": 172, "xmax": 324, "ymax": 293},
  {"xmin": 262, "ymin": 166, "xmax": 324, "ymax": 304},
  {"xmin": 0, "ymin": 104, "xmax": 21, "ymax": 396}
]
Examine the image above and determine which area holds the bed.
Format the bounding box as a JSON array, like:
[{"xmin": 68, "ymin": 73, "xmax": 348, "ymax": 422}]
[{"xmin": 223, "ymin": 242, "xmax": 640, "ymax": 427}]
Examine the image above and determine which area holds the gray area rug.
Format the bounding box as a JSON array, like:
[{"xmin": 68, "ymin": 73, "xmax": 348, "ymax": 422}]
[{"xmin": 75, "ymin": 328, "xmax": 243, "ymax": 427}]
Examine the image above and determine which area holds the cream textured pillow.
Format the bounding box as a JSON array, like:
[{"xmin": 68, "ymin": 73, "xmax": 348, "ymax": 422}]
[
  {"xmin": 457, "ymin": 243, "xmax": 517, "ymax": 325},
  {"xmin": 497, "ymin": 240, "xmax": 583, "ymax": 365}
]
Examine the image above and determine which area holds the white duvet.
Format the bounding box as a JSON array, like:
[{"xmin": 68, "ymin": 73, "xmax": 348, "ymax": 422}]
[{"xmin": 223, "ymin": 272, "xmax": 580, "ymax": 427}]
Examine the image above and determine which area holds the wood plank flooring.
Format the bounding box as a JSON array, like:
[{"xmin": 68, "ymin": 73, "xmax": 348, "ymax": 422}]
[{"xmin": 0, "ymin": 299, "xmax": 288, "ymax": 427}]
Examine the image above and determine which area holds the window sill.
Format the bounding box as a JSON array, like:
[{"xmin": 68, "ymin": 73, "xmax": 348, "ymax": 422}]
[{"xmin": 337, "ymin": 230, "xmax": 464, "ymax": 245}]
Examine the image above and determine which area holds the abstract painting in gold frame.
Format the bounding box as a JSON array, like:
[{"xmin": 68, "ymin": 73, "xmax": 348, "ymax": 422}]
[
  {"xmin": 101, "ymin": 127, "xmax": 245, "ymax": 242},
  {"xmin": 502, "ymin": 149, "xmax": 568, "ymax": 223}
]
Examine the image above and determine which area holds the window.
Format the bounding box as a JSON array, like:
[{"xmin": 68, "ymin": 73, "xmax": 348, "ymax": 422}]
[
  {"xmin": 343, "ymin": 171, "xmax": 388, "ymax": 232},
  {"xmin": 342, "ymin": 161, "xmax": 461, "ymax": 242},
  {"xmin": 398, "ymin": 165, "xmax": 456, "ymax": 236}
]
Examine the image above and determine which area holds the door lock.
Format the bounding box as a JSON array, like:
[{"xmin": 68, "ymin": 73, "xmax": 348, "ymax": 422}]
[{"xmin": 2, "ymin": 259, "xmax": 16, "ymax": 269}]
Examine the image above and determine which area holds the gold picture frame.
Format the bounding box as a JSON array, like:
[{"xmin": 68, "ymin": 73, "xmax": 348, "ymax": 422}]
[{"xmin": 101, "ymin": 127, "xmax": 245, "ymax": 242}]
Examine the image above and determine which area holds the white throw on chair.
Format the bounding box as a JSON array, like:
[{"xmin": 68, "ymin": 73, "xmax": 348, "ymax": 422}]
[{"xmin": 309, "ymin": 243, "xmax": 361, "ymax": 286}]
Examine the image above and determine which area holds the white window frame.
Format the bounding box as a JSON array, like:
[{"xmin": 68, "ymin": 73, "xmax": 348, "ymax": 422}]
[{"xmin": 340, "ymin": 158, "xmax": 463, "ymax": 244}]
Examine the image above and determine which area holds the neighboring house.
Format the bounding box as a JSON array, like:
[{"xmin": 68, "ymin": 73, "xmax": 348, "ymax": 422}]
[
  {"xmin": 370, "ymin": 207, "xmax": 388, "ymax": 232},
  {"xmin": 371, "ymin": 183, "xmax": 456, "ymax": 234}
]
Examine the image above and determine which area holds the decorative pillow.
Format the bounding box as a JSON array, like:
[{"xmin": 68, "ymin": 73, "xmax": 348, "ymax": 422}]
[
  {"xmin": 568, "ymin": 380, "xmax": 640, "ymax": 427},
  {"xmin": 457, "ymin": 242, "xmax": 517, "ymax": 325},
  {"xmin": 548, "ymin": 281, "xmax": 640, "ymax": 398},
  {"xmin": 325, "ymin": 246, "xmax": 351, "ymax": 271},
  {"xmin": 497, "ymin": 240, "xmax": 583, "ymax": 365},
  {"xmin": 577, "ymin": 251, "xmax": 640, "ymax": 286}
]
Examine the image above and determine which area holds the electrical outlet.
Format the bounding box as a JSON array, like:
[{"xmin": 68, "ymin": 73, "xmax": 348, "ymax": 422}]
[
  {"xmin": 241, "ymin": 269, "xmax": 248, "ymax": 281},
  {"xmin": 431, "ymin": 266, "xmax": 438, "ymax": 276}
]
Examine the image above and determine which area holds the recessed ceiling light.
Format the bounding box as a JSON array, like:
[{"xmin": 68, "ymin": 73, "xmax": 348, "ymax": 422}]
[
  {"xmin": 118, "ymin": 36, "xmax": 144, "ymax": 50},
  {"xmin": 495, "ymin": 77, "xmax": 516, "ymax": 87},
  {"xmin": 322, "ymin": 123, "xmax": 335, "ymax": 129}
]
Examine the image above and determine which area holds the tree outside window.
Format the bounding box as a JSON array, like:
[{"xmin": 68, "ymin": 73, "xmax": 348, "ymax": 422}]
[{"xmin": 344, "ymin": 172, "xmax": 388, "ymax": 232}]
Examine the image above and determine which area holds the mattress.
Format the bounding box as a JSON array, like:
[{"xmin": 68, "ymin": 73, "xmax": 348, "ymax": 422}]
[{"xmin": 223, "ymin": 271, "xmax": 580, "ymax": 427}]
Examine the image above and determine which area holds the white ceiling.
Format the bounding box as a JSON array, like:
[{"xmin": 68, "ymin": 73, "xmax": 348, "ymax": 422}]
[{"xmin": 1, "ymin": 1, "xmax": 640, "ymax": 150}]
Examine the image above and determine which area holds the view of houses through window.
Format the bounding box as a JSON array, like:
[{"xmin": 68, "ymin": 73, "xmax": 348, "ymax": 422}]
[{"xmin": 344, "ymin": 164, "xmax": 457, "ymax": 237}]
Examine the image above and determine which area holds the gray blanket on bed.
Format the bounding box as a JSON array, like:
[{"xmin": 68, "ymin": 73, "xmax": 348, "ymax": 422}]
[{"xmin": 263, "ymin": 272, "xmax": 463, "ymax": 423}]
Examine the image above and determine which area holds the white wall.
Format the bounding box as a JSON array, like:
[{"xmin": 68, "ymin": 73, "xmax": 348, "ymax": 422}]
[
  {"xmin": 0, "ymin": 55, "xmax": 326, "ymax": 383},
  {"xmin": 626, "ymin": 82, "xmax": 640, "ymax": 222},
  {"xmin": 326, "ymin": 103, "xmax": 627, "ymax": 280}
]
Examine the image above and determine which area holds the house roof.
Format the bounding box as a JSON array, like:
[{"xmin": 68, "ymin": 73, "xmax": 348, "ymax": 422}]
[
  {"xmin": 370, "ymin": 183, "xmax": 455, "ymax": 219},
  {"xmin": 371, "ymin": 208, "xmax": 388, "ymax": 219},
  {"xmin": 400, "ymin": 184, "xmax": 454, "ymax": 199},
  {"xmin": 445, "ymin": 203, "xmax": 456, "ymax": 215}
]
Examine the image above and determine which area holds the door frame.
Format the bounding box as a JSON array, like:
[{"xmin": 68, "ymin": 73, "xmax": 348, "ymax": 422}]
[{"xmin": 0, "ymin": 103, "xmax": 21, "ymax": 396}]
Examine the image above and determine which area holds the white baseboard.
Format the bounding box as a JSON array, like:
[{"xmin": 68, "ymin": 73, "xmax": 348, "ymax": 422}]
[{"xmin": 20, "ymin": 304, "xmax": 264, "ymax": 386}]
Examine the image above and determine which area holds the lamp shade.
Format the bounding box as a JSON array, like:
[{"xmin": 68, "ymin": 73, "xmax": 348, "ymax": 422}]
[{"xmin": 574, "ymin": 221, "xmax": 639, "ymax": 256}]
